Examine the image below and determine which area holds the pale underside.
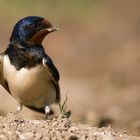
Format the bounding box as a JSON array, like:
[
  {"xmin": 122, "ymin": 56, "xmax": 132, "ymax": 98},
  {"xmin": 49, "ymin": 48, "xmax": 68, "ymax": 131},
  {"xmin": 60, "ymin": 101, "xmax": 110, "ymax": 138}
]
[{"xmin": 2, "ymin": 55, "xmax": 56, "ymax": 109}]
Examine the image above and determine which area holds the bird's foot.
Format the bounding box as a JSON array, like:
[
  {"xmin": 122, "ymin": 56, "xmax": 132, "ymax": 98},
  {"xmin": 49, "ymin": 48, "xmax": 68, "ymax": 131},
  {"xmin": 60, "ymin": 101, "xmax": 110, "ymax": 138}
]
[
  {"xmin": 16, "ymin": 104, "xmax": 23, "ymax": 113},
  {"xmin": 45, "ymin": 104, "xmax": 51, "ymax": 118}
]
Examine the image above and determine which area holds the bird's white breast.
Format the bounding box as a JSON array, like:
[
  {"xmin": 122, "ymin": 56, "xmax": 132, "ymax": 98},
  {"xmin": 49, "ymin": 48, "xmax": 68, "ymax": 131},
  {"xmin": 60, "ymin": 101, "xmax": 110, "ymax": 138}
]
[{"xmin": 3, "ymin": 55, "xmax": 56, "ymax": 108}]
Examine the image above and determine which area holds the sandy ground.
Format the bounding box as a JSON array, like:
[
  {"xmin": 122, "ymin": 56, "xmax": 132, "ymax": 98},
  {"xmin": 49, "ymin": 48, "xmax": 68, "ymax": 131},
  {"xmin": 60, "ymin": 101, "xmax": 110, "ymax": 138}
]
[{"xmin": 0, "ymin": 112, "xmax": 139, "ymax": 140}]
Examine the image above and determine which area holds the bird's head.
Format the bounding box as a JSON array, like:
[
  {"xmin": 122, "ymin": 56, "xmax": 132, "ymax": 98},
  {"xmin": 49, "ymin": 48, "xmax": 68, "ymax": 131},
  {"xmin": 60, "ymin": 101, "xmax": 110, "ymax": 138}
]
[{"xmin": 10, "ymin": 16, "xmax": 58, "ymax": 46}]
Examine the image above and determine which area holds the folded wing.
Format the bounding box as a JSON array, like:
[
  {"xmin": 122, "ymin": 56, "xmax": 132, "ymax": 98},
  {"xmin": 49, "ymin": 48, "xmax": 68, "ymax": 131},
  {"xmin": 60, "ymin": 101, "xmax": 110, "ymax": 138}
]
[{"xmin": 42, "ymin": 55, "xmax": 60, "ymax": 103}]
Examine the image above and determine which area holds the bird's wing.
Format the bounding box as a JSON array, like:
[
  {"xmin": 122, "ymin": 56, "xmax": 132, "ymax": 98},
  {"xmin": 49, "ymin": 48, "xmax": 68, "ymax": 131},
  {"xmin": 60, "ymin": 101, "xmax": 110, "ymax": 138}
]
[
  {"xmin": 42, "ymin": 55, "xmax": 60, "ymax": 102},
  {"xmin": 0, "ymin": 53, "xmax": 11, "ymax": 93}
]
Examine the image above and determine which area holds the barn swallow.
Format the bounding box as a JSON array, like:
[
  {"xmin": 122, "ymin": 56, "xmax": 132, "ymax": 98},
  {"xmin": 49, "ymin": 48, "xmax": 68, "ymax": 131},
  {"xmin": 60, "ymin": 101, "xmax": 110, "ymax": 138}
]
[{"xmin": 0, "ymin": 16, "xmax": 60, "ymax": 115}]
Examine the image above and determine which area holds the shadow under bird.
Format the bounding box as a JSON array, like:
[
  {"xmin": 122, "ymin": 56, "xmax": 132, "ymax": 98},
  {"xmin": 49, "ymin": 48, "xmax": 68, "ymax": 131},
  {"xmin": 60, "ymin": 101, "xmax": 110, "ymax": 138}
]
[{"xmin": 0, "ymin": 16, "xmax": 60, "ymax": 115}]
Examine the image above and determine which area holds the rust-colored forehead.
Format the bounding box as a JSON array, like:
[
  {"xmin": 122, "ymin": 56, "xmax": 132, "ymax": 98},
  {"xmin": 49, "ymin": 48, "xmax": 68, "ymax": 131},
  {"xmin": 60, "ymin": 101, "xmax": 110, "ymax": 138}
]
[{"xmin": 41, "ymin": 19, "xmax": 52, "ymax": 27}]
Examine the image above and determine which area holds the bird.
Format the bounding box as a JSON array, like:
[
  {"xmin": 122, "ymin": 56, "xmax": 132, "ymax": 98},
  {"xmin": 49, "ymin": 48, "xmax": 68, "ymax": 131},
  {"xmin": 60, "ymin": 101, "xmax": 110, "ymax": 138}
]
[{"xmin": 0, "ymin": 16, "xmax": 60, "ymax": 115}]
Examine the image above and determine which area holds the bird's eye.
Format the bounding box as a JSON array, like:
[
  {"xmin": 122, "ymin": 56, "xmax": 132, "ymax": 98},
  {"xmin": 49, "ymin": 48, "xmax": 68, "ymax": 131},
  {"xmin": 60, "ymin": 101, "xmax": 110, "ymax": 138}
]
[
  {"xmin": 30, "ymin": 24, "xmax": 36, "ymax": 29},
  {"xmin": 24, "ymin": 24, "xmax": 36, "ymax": 30}
]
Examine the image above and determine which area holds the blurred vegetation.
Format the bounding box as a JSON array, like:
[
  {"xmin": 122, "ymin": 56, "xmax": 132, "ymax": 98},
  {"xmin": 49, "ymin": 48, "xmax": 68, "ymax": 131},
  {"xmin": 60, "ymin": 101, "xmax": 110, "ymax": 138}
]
[
  {"xmin": 0, "ymin": 0, "xmax": 98, "ymax": 22},
  {"xmin": 0, "ymin": 0, "xmax": 100, "ymax": 48}
]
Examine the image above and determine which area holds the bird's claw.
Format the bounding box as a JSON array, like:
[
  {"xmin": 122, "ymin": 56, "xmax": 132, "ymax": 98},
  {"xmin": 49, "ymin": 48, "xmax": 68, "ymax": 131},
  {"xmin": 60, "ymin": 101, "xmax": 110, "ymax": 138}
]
[
  {"xmin": 45, "ymin": 104, "xmax": 51, "ymax": 116},
  {"xmin": 16, "ymin": 104, "xmax": 23, "ymax": 113}
]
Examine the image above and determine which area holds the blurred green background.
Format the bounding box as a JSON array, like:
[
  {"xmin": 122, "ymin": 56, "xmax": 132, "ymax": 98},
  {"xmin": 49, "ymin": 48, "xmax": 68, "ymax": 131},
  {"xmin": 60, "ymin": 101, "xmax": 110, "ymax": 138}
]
[{"xmin": 0, "ymin": 0, "xmax": 140, "ymax": 136}]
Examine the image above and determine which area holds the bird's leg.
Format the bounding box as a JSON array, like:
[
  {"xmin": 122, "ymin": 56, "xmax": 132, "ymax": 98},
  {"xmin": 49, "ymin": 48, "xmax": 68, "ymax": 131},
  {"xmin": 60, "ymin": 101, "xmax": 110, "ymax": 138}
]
[
  {"xmin": 44, "ymin": 104, "xmax": 55, "ymax": 119},
  {"xmin": 16, "ymin": 103, "xmax": 23, "ymax": 113},
  {"xmin": 45, "ymin": 104, "xmax": 51, "ymax": 115}
]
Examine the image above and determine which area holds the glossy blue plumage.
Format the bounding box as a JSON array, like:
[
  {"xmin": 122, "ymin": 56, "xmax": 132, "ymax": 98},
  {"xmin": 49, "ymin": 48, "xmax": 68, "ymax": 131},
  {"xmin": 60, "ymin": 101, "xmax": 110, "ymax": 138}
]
[{"xmin": 10, "ymin": 16, "xmax": 48, "ymax": 46}]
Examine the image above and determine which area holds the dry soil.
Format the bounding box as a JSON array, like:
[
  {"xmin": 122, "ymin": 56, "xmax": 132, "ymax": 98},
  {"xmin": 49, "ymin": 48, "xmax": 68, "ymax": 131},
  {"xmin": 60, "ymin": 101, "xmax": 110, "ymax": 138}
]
[{"xmin": 0, "ymin": 112, "xmax": 139, "ymax": 140}]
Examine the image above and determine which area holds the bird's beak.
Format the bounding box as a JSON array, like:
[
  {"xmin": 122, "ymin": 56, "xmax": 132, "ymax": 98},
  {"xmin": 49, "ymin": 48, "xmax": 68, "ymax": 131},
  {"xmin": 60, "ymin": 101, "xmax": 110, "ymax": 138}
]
[
  {"xmin": 41, "ymin": 19, "xmax": 59, "ymax": 33},
  {"xmin": 47, "ymin": 27, "xmax": 59, "ymax": 32},
  {"xmin": 29, "ymin": 19, "xmax": 59, "ymax": 44}
]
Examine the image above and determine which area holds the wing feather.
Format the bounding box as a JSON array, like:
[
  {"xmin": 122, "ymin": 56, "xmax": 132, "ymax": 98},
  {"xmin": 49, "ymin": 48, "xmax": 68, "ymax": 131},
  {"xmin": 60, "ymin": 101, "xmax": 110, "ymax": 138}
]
[{"xmin": 42, "ymin": 55, "xmax": 60, "ymax": 102}]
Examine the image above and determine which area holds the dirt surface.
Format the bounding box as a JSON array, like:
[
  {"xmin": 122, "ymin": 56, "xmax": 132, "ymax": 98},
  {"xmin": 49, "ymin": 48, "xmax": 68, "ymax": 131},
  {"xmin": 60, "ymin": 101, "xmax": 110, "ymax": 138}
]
[{"xmin": 0, "ymin": 112, "xmax": 138, "ymax": 140}]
